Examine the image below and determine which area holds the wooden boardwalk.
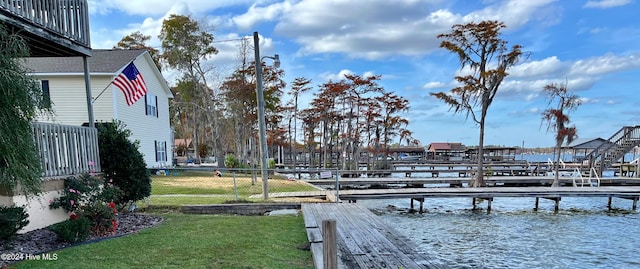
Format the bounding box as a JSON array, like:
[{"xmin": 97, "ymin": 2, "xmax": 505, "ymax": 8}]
[
  {"xmin": 271, "ymin": 186, "xmax": 640, "ymax": 212},
  {"xmin": 302, "ymin": 203, "xmax": 446, "ymax": 269},
  {"xmin": 304, "ymin": 176, "xmax": 640, "ymax": 187}
]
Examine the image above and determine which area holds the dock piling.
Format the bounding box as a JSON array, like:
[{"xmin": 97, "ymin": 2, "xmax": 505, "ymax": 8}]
[{"xmin": 322, "ymin": 219, "xmax": 337, "ymax": 269}]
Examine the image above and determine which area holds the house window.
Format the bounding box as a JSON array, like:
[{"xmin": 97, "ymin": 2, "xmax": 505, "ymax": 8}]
[
  {"xmin": 40, "ymin": 80, "xmax": 51, "ymax": 108},
  {"xmin": 155, "ymin": 141, "xmax": 167, "ymax": 162},
  {"xmin": 145, "ymin": 93, "xmax": 158, "ymax": 117}
]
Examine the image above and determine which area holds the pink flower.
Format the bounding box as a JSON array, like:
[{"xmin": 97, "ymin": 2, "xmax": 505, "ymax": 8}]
[
  {"xmin": 49, "ymin": 199, "xmax": 53, "ymax": 204},
  {"xmin": 88, "ymin": 161, "xmax": 95, "ymax": 166},
  {"xmin": 70, "ymin": 200, "xmax": 75, "ymax": 206}
]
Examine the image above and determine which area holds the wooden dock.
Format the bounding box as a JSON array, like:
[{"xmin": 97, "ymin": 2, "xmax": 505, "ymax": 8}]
[
  {"xmin": 302, "ymin": 203, "xmax": 446, "ymax": 269},
  {"xmin": 270, "ymin": 186, "xmax": 640, "ymax": 213},
  {"xmin": 304, "ymin": 176, "xmax": 640, "ymax": 187}
]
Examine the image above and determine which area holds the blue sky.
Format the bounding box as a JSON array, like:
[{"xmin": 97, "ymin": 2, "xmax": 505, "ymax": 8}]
[{"xmin": 87, "ymin": 0, "xmax": 640, "ymax": 148}]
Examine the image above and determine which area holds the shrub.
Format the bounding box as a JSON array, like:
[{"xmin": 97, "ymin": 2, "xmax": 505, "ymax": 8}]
[
  {"xmin": 49, "ymin": 174, "xmax": 120, "ymax": 239},
  {"xmin": 97, "ymin": 121, "xmax": 151, "ymax": 205},
  {"xmin": 49, "ymin": 174, "xmax": 122, "ymax": 213},
  {"xmin": 84, "ymin": 202, "xmax": 117, "ymax": 236},
  {"xmin": 0, "ymin": 206, "xmax": 29, "ymax": 240},
  {"xmin": 224, "ymin": 154, "xmax": 240, "ymax": 168},
  {"xmin": 268, "ymin": 158, "xmax": 276, "ymax": 169},
  {"xmin": 49, "ymin": 215, "xmax": 91, "ymax": 243}
]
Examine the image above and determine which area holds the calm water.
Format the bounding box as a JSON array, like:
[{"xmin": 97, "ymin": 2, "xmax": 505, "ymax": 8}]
[{"xmin": 360, "ymin": 197, "xmax": 640, "ymax": 268}]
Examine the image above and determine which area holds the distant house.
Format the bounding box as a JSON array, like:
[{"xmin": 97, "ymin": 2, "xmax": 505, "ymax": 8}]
[
  {"xmin": 427, "ymin": 142, "xmax": 467, "ymax": 161},
  {"xmin": 174, "ymin": 138, "xmax": 193, "ymax": 157},
  {"xmin": 563, "ymin": 138, "xmax": 611, "ymax": 161},
  {"xmin": 26, "ymin": 49, "xmax": 174, "ymax": 168}
]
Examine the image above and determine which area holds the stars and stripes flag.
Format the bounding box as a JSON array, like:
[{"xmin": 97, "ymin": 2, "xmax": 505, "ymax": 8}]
[{"xmin": 113, "ymin": 62, "xmax": 147, "ymax": 106}]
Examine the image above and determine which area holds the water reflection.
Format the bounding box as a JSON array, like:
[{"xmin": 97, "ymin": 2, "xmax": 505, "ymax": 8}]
[{"xmin": 361, "ymin": 197, "xmax": 640, "ymax": 268}]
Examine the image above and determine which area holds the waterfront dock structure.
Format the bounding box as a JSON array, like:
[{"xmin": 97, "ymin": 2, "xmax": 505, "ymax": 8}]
[
  {"xmin": 302, "ymin": 203, "xmax": 446, "ymax": 269},
  {"xmin": 272, "ymin": 185, "xmax": 640, "ymax": 213},
  {"xmin": 302, "ymin": 175, "xmax": 640, "ymax": 188},
  {"xmin": 276, "ymin": 160, "xmax": 616, "ymax": 178}
]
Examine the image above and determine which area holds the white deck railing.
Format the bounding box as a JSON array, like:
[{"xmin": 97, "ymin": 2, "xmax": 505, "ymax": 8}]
[
  {"xmin": 0, "ymin": 0, "xmax": 90, "ymax": 47},
  {"xmin": 31, "ymin": 122, "xmax": 100, "ymax": 178}
]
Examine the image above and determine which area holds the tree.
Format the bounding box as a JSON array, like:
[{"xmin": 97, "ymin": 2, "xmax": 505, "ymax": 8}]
[
  {"xmin": 430, "ymin": 20, "xmax": 524, "ymax": 187},
  {"xmin": 114, "ymin": 31, "xmax": 162, "ymax": 72},
  {"xmin": 287, "ymin": 77, "xmax": 312, "ymax": 177},
  {"xmin": 541, "ymin": 82, "xmax": 581, "ymax": 187},
  {"xmin": 0, "ymin": 25, "xmax": 48, "ymax": 196},
  {"xmin": 159, "ymin": 14, "xmax": 220, "ymax": 165}
]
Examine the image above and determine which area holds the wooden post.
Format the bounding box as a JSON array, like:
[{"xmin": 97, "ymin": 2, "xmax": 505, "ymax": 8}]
[
  {"xmin": 534, "ymin": 197, "xmax": 539, "ymax": 211},
  {"xmin": 608, "ymin": 197, "xmax": 613, "ymax": 211},
  {"xmin": 487, "ymin": 198, "xmax": 493, "ymax": 213},
  {"xmin": 323, "ymin": 219, "xmax": 337, "ymax": 269},
  {"xmin": 633, "ymin": 197, "xmax": 638, "ymax": 210},
  {"xmin": 472, "ymin": 197, "xmax": 476, "ymax": 210},
  {"xmin": 554, "ymin": 198, "xmax": 560, "ymax": 213},
  {"xmin": 410, "ymin": 198, "xmax": 414, "ymax": 211},
  {"xmin": 419, "ymin": 198, "xmax": 424, "ymax": 213}
]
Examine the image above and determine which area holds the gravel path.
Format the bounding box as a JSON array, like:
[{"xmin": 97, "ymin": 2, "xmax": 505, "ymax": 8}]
[{"xmin": 0, "ymin": 213, "xmax": 163, "ymax": 267}]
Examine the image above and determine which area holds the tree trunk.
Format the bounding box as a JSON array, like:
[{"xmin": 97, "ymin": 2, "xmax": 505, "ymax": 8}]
[
  {"xmin": 553, "ymin": 142, "xmax": 561, "ymax": 187},
  {"xmin": 474, "ymin": 123, "xmax": 485, "ymax": 187}
]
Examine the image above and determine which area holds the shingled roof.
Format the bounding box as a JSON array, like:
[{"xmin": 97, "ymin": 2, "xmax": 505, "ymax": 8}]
[{"xmin": 23, "ymin": 49, "xmax": 147, "ymax": 73}]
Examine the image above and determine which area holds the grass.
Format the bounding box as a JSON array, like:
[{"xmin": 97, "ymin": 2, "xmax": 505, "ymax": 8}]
[
  {"xmin": 13, "ymin": 214, "xmax": 314, "ymax": 269},
  {"xmin": 150, "ymin": 171, "xmax": 319, "ymax": 197},
  {"xmin": 143, "ymin": 195, "xmax": 264, "ymax": 206}
]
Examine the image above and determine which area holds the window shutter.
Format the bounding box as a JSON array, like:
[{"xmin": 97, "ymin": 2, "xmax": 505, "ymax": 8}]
[
  {"xmin": 154, "ymin": 140, "xmax": 158, "ymax": 162},
  {"xmin": 41, "ymin": 80, "xmax": 51, "ymax": 108},
  {"xmin": 164, "ymin": 142, "xmax": 167, "ymax": 161},
  {"xmin": 155, "ymin": 96, "xmax": 159, "ymax": 118}
]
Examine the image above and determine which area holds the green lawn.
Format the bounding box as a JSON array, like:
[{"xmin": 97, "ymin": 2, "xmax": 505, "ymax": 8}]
[
  {"xmin": 150, "ymin": 172, "xmax": 319, "ymax": 197},
  {"xmin": 13, "ymin": 214, "xmax": 314, "ymax": 269}
]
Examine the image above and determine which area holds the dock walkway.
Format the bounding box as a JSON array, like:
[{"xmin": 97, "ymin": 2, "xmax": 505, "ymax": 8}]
[{"xmin": 302, "ymin": 203, "xmax": 446, "ymax": 269}]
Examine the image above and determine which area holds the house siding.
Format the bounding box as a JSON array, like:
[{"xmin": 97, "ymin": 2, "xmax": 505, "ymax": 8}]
[
  {"xmin": 33, "ymin": 53, "xmax": 173, "ymax": 168},
  {"xmin": 112, "ymin": 57, "xmax": 172, "ymax": 168}
]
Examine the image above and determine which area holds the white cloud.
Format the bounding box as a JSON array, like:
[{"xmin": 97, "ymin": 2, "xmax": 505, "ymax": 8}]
[
  {"xmin": 233, "ymin": 1, "xmax": 292, "ymax": 29},
  {"xmin": 579, "ymin": 97, "xmax": 598, "ymax": 104},
  {"xmin": 88, "ymin": 0, "xmax": 251, "ymax": 16},
  {"xmin": 568, "ymin": 53, "xmax": 640, "ymax": 76},
  {"xmin": 509, "ymin": 56, "xmax": 566, "ymax": 78},
  {"xmin": 263, "ymin": 0, "xmax": 557, "ymax": 60},
  {"xmin": 423, "ymin": 81, "xmax": 447, "ymax": 89},
  {"xmin": 463, "ymin": 0, "xmax": 557, "ymax": 28},
  {"xmin": 583, "ymin": 0, "xmax": 631, "ymax": 8},
  {"xmin": 320, "ymin": 69, "xmax": 354, "ymax": 82}
]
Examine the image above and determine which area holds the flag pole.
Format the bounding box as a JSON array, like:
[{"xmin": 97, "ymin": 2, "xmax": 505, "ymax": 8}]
[
  {"xmin": 91, "ymin": 81, "xmax": 114, "ymax": 104},
  {"xmin": 92, "ymin": 57, "xmax": 138, "ymax": 104}
]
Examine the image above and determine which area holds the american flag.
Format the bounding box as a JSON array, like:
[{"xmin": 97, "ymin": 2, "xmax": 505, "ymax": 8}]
[{"xmin": 113, "ymin": 62, "xmax": 148, "ymax": 106}]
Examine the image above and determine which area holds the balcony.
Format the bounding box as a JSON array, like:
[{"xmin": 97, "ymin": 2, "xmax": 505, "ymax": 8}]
[
  {"xmin": 32, "ymin": 122, "xmax": 100, "ymax": 178},
  {"xmin": 0, "ymin": 0, "xmax": 91, "ymax": 57}
]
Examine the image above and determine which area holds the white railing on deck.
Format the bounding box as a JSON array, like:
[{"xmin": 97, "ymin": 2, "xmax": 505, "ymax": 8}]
[
  {"xmin": 31, "ymin": 122, "xmax": 100, "ymax": 178},
  {"xmin": 0, "ymin": 0, "xmax": 90, "ymax": 47},
  {"xmin": 571, "ymin": 167, "xmax": 600, "ymax": 187}
]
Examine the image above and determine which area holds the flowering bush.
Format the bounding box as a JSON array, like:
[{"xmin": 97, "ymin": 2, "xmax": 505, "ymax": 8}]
[{"xmin": 49, "ymin": 173, "xmax": 122, "ymax": 241}]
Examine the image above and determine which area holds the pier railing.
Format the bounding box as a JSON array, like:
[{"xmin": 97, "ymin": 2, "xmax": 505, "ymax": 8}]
[
  {"xmin": 0, "ymin": 0, "xmax": 91, "ymax": 50},
  {"xmin": 31, "ymin": 122, "xmax": 100, "ymax": 178},
  {"xmin": 586, "ymin": 126, "xmax": 640, "ymax": 172}
]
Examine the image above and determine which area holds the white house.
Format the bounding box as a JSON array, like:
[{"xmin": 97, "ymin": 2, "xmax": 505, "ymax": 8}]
[{"xmin": 26, "ymin": 49, "xmax": 174, "ymax": 168}]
